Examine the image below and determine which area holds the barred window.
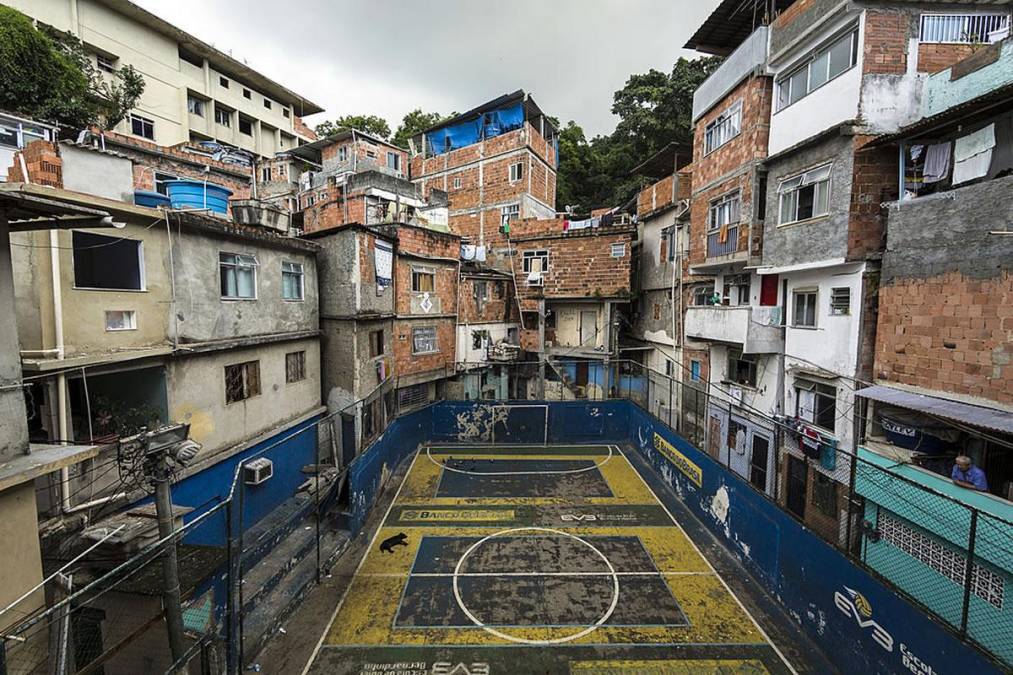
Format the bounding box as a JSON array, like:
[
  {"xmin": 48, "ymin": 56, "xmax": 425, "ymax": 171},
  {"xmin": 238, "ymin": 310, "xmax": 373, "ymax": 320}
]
[
  {"xmin": 398, "ymin": 383, "xmax": 429, "ymax": 409},
  {"xmin": 878, "ymin": 512, "xmax": 1004, "ymax": 610},
  {"xmin": 285, "ymin": 351, "xmax": 306, "ymax": 383},
  {"xmin": 225, "ymin": 361, "xmax": 261, "ymax": 403},
  {"xmin": 412, "ymin": 326, "xmax": 438, "ymax": 354},
  {"xmin": 919, "ymin": 14, "xmax": 1009, "ymax": 44},
  {"xmin": 704, "ymin": 101, "xmax": 742, "ymax": 154}
]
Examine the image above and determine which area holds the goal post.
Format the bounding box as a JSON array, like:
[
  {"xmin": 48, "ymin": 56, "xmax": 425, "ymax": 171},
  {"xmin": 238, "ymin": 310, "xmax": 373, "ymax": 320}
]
[{"xmin": 491, "ymin": 404, "xmax": 549, "ymax": 446}]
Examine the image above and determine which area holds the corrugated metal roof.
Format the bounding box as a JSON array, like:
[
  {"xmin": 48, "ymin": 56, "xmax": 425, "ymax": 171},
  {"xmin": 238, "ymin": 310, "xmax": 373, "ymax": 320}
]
[{"xmin": 856, "ymin": 385, "xmax": 1013, "ymax": 435}]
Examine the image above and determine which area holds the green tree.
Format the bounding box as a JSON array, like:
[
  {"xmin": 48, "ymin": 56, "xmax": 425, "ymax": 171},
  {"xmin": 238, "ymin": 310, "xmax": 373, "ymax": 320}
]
[
  {"xmin": 0, "ymin": 6, "xmax": 144, "ymax": 133},
  {"xmin": 392, "ymin": 109, "xmax": 447, "ymax": 149},
  {"xmin": 315, "ymin": 114, "xmax": 392, "ymax": 140}
]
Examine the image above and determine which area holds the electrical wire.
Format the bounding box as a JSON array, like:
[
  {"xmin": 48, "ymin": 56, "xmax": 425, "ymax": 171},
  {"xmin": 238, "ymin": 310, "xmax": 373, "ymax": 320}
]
[{"xmin": 9, "ymin": 214, "xmax": 166, "ymax": 250}]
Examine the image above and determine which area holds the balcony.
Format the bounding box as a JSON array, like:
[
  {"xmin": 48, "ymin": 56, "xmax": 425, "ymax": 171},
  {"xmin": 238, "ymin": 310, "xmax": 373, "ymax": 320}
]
[
  {"xmin": 707, "ymin": 225, "xmax": 739, "ymax": 258},
  {"xmin": 685, "ymin": 305, "xmax": 783, "ymax": 353},
  {"xmin": 692, "ymin": 26, "xmax": 768, "ymax": 123}
]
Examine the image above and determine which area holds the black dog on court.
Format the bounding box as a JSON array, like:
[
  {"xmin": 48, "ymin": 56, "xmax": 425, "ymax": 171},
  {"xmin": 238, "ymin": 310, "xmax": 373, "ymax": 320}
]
[{"xmin": 380, "ymin": 532, "xmax": 408, "ymax": 554}]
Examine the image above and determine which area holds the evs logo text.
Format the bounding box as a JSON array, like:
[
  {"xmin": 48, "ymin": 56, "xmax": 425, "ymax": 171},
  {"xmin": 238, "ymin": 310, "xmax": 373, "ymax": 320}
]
[{"xmin": 833, "ymin": 587, "xmax": 937, "ymax": 674}]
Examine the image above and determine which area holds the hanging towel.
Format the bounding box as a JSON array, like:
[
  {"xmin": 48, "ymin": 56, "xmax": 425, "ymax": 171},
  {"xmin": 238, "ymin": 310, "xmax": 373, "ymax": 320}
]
[
  {"xmin": 475, "ymin": 245, "xmax": 487, "ymax": 262},
  {"xmin": 953, "ymin": 123, "xmax": 996, "ymax": 185},
  {"xmin": 374, "ymin": 241, "xmax": 393, "ymax": 292},
  {"xmin": 461, "ymin": 244, "xmax": 477, "ymax": 260},
  {"xmin": 905, "ymin": 144, "xmax": 925, "ymax": 190},
  {"xmin": 922, "ymin": 142, "xmax": 951, "ymax": 183},
  {"xmin": 718, "ymin": 224, "xmax": 728, "ymax": 244}
]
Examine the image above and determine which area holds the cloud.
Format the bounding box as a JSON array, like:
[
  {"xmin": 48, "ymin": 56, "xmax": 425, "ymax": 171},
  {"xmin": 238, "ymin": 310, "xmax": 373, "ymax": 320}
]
[{"xmin": 134, "ymin": 0, "xmax": 717, "ymax": 136}]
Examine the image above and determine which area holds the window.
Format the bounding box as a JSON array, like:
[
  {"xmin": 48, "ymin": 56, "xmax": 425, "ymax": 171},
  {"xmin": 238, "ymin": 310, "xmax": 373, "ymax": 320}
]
[
  {"xmin": 776, "ymin": 30, "xmax": 858, "ymax": 111},
  {"xmin": 96, "ymin": 54, "xmax": 117, "ymax": 73},
  {"xmin": 522, "ymin": 250, "xmax": 549, "ymax": 273},
  {"xmin": 263, "ymin": 98, "xmax": 272, "ymax": 110},
  {"xmin": 178, "ymin": 47, "xmax": 203, "ymax": 68},
  {"xmin": 778, "ymin": 164, "xmax": 831, "ymax": 225},
  {"xmin": 610, "ymin": 242, "xmax": 626, "ymax": 258},
  {"xmin": 665, "ymin": 359, "xmax": 674, "ymax": 377},
  {"xmin": 453, "ymin": 176, "xmax": 462, "ymax": 189},
  {"xmin": 501, "ymin": 204, "xmax": 520, "ymax": 226},
  {"xmin": 830, "ymin": 287, "xmax": 851, "ymax": 316},
  {"xmin": 509, "ymin": 161, "xmax": 524, "ymax": 182},
  {"xmin": 285, "ymin": 351, "xmax": 306, "ymax": 383},
  {"xmin": 473, "ymin": 280, "xmax": 488, "ymax": 302},
  {"xmin": 238, "ymin": 116, "xmax": 253, "ymax": 136},
  {"xmin": 472, "ymin": 329, "xmax": 490, "ymax": 350},
  {"xmin": 282, "ymin": 261, "xmax": 304, "ymax": 300},
  {"xmin": 73, "ymin": 231, "xmax": 144, "ymax": 290},
  {"xmin": 707, "ymin": 191, "xmax": 741, "ymax": 257},
  {"xmin": 387, "ymin": 152, "xmax": 401, "ymax": 172},
  {"xmin": 220, "ymin": 252, "xmax": 258, "ymax": 299},
  {"xmin": 726, "ymin": 348, "xmax": 757, "ymax": 387},
  {"xmin": 792, "ymin": 289, "xmax": 818, "ymax": 328},
  {"xmin": 919, "ymin": 14, "xmax": 1009, "ymax": 44},
  {"xmin": 225, "ymin": 361, "xmax": 260, "ymax": 403},
  {"xmin": 690, "ymin": 360, "xmax": 702, "ymax": 382},
  {"xmin": 877, "ymin": 512, "xmax": 1004, "ymax": 610},
  {"xmin": 130, "ymin": 114, "xmax": 155, "ymax": 140},
  {"xmin": 219, "ymin": 76, "xmax": 229, "ymax": 88},
  {"xmin": 337, "ymin": 146, "xmax": 349, "ymax": 161},
  {"xmin": 411, "ymin": 267, "xmax": 435, "ymax": 292},
  {"xmin": 412, "ymin": 326, "xmax": 438, "ymax": 354},
  {"xmin": 812, "ymin": 472, "xmax": 837, "ymax": 517},
  {"xmin": 104, "ymin": 310, "xmax": 136, "ymax": 331},
  {"xmin": 749, "ymin": 435, "xmax": 770, "ymax": 491},
  {"xmin": 692, "ymin": 284, "xmax": 715, "ymax": 306},
  {"xmin": 369, "ymin": 329, "xmax": 384, "ymax": 357},
  {"xmin": 261, "ymin": 167, "xmax": 271, "ymax": 182},
  {"xmin": 214, "ymin": 106, "xmax": 231, "ymax": 128},
  {"xmin": 154, "ymin": 171, "xmax": 177, "ymax": 196},
  {"xmin": 283, "ymin": 108, "xmax": 291, "ymax": 119},
  {"xmin": 704, "ymin": 101, "xmax": 742, "ymax": 154},
  {"xmin": 652, "ymin": 303, "xmax": 661, "ymax": 321},
  {"xmin": 795, "ymin": 378, "xmax": 836, "ymax": 431},
  {"xmin": 187, "ymin": 96, "xmax": 205, "ymax": 117},
  {"xmin": 242, "ymin": 88, "xmax": 252, "ymax": 99},
  {"xmin": 723, "ymin": 273, "xmax": 750, "ymax": 306}
]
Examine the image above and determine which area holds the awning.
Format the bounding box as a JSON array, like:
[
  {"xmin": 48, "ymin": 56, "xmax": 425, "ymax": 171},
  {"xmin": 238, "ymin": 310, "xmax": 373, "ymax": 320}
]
[{"xmin": 856, "ymin": 385, "xmax": 1013, "ymax": 435}]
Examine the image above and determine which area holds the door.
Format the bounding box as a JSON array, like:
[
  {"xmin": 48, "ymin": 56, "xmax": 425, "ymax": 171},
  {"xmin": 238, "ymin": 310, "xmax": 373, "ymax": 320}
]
[
  {"xmin": 580, "ymin": 310, "xmax": 597, "ymax": 347},
  {"xmin": 340, "ymin": 413, "xmax": 356, "ymax": 468},
  {"xmin": 707, "ymin": 414, "xmax": 723, "ymax": 461},
  {"xmin": 760, "ymin": 274, "xmax": 779, "ymax": 306},
  {"xmin": 575, "ymin": 361, "xmax": 589, "ymax": 387},
  {"xmin": 786, "ymin": 455, "xmax": 807, "ymax": 519},
  {"xmin": 749, "ymin": 434, "xmax": 771, "ymax": 494}
]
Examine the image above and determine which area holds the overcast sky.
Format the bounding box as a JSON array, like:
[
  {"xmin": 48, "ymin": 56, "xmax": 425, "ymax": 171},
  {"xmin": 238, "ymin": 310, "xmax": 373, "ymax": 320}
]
[{"xmin": 135, "ymin": 0, "xmax": 717, "ymax": 138}]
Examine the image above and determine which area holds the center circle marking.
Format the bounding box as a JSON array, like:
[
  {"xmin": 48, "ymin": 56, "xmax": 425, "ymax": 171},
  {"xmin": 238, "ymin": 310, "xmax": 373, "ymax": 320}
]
[
  {"xmin": 451, "ymin": 526, "xmax": 620, "ymax": 644},
  {"xmin": 427, "ymin": 445, "xmax": 613, "ymax": 475}
]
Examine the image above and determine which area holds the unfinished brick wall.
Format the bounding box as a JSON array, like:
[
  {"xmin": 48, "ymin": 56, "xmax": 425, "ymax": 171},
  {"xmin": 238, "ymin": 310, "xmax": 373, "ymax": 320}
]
[
  {"xmin": 862, "ymin": 11, "xmax": 912, "ymax": 75},
  {"xmin": 692, "ymin": 76, "xmax": 772, "ymax": 190},
  {"xmin": 396, "ymin": 224, "xmax": 459, "ymax": 258},
  {"xmin": 393, "ymin": 318, "xmax": 456, "ymax": 378},
  {"xmin": 7, "ymin": 141, "xmax": 62, "ymax": 186},
  {"xmin": 917, "ymin": 43, "xmax": 979, "ymax": 74},
  {"xmin": 302, "ymin": 190, "xmax": 366, "ymax": 234},
  {"xmin": 847, "ymin": 135, "xmax": 897, "ymax": 261},
  {"xmin": 688, "ymin": 173, "xmax": 753, "ymax": 266},
  {"xmin": 293, "ymin": 116, "xmax": 318, "ymax": 141},
  {"xmin": 459, "ymin": 274, "xmax": 516, "ymax": 323},
  {"xmin": 511, "ymin": 223, "xmax": 635, "ymax": 300},
  {"xmin": 394, "ymin": 258, "xmax": 458, "ymax": 316},
  {"xmin": 875, "ymin": 271, "xmax": 1013, "ymax": 406}
]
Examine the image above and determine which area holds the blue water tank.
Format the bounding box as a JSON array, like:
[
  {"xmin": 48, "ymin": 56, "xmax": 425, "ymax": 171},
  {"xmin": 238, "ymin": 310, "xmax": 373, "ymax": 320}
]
[
  {"xmin": 133, "ymin": 190, "xmax": 171, "ymax": 208},
  {"xmin": 164, "ymin": 179, "xmax": 233, "ymax": 215}
]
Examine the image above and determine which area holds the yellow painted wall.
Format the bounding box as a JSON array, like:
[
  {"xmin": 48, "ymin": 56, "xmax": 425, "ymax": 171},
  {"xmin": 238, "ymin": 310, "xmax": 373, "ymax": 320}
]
[{"xmin": 0, "ymin": 484, "xmax": 44, "ymax": 634}]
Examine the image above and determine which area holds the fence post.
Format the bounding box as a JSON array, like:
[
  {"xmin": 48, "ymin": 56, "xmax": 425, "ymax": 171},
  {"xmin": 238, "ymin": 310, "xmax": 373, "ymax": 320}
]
[
  {"xmin": 845, "ymin": 453, "xmax": 858, "ymax": 556},
  {"xmin": 959, "ymin": 508, "xmax": 979, "ymax": 637},
  {"xmin": 725, "ymin": 400, "xmax": 733, "ymax": 470},
  {"xmin": 225, "ymin": 497, "xmax": 239, "ymax": 675},
  {"xmin": 668, "ymin": 377, "xmax": 674, "ymax": 429}
]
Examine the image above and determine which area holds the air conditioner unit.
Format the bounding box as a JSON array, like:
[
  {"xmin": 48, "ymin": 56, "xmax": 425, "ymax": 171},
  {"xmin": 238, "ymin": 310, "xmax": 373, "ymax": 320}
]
[
  {"xmin": 527, "ymin": 272, "xmax": 543, "ymax": 287},
  {"xmin": 243, "ymin": 458, "xmax": 274, "ymax": 486}
]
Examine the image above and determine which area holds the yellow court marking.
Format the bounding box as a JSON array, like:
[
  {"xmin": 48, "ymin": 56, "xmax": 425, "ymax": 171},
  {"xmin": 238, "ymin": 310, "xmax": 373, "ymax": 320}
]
[{"xmin": 323, "ymin": 445, "xmax": 772, "ymax": 651}]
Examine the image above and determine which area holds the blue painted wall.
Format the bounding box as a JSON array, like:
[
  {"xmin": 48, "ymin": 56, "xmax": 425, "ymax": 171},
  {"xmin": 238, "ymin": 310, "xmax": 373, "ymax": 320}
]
[{"xmin": 345, "ymin": 400, "xmax": 1004, "ymax": 674}]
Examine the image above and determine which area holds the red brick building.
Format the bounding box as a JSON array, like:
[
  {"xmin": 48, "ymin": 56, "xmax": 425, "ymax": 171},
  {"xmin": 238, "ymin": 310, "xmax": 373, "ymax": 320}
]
[{"xmin": 409, "ymin": 91, "xmax": 558, "ymax": 263}]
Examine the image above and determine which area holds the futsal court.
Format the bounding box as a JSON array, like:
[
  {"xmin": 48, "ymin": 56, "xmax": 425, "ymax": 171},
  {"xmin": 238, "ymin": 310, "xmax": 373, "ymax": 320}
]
[{"xmin": 305, "ymin": 420, "xmax": 795, "ymax": 674}]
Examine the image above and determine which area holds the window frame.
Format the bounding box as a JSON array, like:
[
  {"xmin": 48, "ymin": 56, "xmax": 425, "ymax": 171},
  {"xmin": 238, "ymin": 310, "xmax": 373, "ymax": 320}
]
[
  {"xmin": 707, "ymin": 190, "xmax": 741, "ymax": 232},
  {"xmin": 104, "ymin": 310, "xmax": 137, "ymax": 331},
  {"xmin": 225, "ymin": 360, "xmax": 261, "ymax": 404},
  {"xmin": 509, "ymin": 161, "xmax": 524, "ymax": 182},
  {"xmin": 285, "ymin": 350, "xmax": 306, "ymax": 384},
  {"xmin": 777, "ymin": 163, "xmax": 832, "ymax": 226},
  {"xmin": 521, "ymin": 250, "xmax": 549, "ymax": 273},
  {"xmin": 219, "ymin": 76, "xmax": 229, "ymax": 89},
  {"xmin": 187, "ymin": 96, "xmax": 206, "ymax": 117},
  {"xmin": 792, "ymin": 289, "xmax": 818, "ymax": 328},
  {"xmin": 453, "ymin": 175, "xmax": 462, "ymax": 189},
  {"xmin": 918, "ymin": 13, "xmax": 1010, "ymax": 44},
  {"xmin": 130, "ymin": 114, "xmax": 155, "ymax": 140},
  {"xmin": 412, "ymin": 326, "xmax": 439, "ymax": 355},
  {"xmin": 501, "ymin": 203, "xmax": 520, "ymax": 226},
  {"xmin": 775, "ymin": 29, "xmax": 859, "ymax": 112},
  {"xmin": 219, "ymin": 251, "xmax": 259, "ymax": 301},
  {"xmin": 386, "ymin": 151, "xmax": 401, "ymax": 172},
  {"xmin": 830, "ymin": 287, "xmax": 851, "ymax": 316},
  {"xmin": 96, "ymin": 53, "xmax": 117, "ymax": 73},
  {"xmin": 795, "ymin": 378, "xmax": 837, "ymax": 431},
  {"xmin": 411, "ymin": 266, "xmax": 436, "ymax": 293},
  {"xmin": 610, "ymin": 242, "xmax": 626, "ymax": 258},
  {"xmin": 368, "ymin": 329, "xmax": 384, "ymax": 358},
  {"xmin": 704, "ymin": 100, "xmax": 742, "ymax": 155},
  {"xmin": 238, "ymin": 115, "xmax": 254, "ymax": 136},
  {"xmin": 726, "ymin": 347, "xmax": 758, "ymax": 388},
  {"xmin": 214, "ymin": 105, "xmax": 232, "ymax": 128},
  {"xmin": 281, "ymin": 261, "xmax": 305, "ymax": 301}
]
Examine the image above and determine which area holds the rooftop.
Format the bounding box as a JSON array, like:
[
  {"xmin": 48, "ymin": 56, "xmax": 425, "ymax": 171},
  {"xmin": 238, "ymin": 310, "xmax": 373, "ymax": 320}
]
[{"xmin": 684, "ymin": 0, "xmax": 794, "ymax": 55}]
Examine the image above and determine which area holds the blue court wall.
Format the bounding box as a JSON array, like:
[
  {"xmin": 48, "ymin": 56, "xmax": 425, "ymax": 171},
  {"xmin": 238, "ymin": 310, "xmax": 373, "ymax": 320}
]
[{"xmin": 346, "ymin": 400, "xmax": 1002, "ymax": 674}]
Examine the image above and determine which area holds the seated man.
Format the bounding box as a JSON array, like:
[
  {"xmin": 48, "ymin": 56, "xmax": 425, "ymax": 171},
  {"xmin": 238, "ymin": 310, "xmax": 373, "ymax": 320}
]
[{"xmin": 951, "ymin": 455, "xmax": 988, "ymax": 492}]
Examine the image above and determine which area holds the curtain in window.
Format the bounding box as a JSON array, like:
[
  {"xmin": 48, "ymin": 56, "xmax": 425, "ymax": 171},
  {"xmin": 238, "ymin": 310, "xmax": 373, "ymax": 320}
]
[{"xmin": 953, "ymin": 123, "xmax": 995, "ymax": 185}]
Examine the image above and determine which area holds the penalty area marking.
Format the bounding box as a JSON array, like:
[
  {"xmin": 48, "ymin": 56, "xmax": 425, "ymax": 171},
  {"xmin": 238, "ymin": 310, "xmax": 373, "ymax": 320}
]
[
  {"xmin": 451, "ymin": 526, "xmax": 620, "ymax": 645},
  {"xmin": 427, "ymin": 444, "xmax": 614, "ymax": 475}
]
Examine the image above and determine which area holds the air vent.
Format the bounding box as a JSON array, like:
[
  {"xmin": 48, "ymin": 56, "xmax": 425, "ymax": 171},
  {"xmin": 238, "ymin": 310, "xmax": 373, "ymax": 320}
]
[{"xmin": 243, "ymin": 458, "xmax": 274, "ymax": 486}]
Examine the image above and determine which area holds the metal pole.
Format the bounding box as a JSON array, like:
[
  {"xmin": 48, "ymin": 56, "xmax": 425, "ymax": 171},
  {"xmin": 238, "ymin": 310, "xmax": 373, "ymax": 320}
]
[
  {"xmin": 225, "ymin": 498, "xmax": 238, "ymax": 675},
  {"xmin": 237, "ymin": 480, "xmax": 246, "ymax": 666},
  {"xmin": 959, "ymin": 509, "xmax": 979, "ymax": 636},
  {"xmin": 154, "ymin": 476, "xmax": 187, "ymax": 664},
  {"xmin": 314, "ymin": 463, "xmax": 321, "ymax": 584},
  {"xmin": 845, "ymin": 452, "xmax": 858, "ymax": 555},
  {"xmin": 668, "ymin": 377, "xmax": 674, "ymax": 428}
]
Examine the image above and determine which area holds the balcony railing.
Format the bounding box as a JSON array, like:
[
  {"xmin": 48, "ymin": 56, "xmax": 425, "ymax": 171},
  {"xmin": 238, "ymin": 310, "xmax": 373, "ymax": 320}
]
[{"xmin": 707, "ymin": 225, "xmax": 739, "ymax": 258}]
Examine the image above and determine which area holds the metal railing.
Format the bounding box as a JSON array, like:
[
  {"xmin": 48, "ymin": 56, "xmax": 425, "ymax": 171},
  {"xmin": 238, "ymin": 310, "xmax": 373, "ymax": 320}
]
[{"xmin": 706, "ymin": 225, "xmax": 739, "ymax": 257}]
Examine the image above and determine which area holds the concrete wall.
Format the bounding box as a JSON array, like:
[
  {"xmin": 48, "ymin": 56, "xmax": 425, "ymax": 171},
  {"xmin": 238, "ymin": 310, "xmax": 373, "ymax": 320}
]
[
  {"xmin": 0, "ymin": 484, "xmax": 44, "ymax": 633},
  {"xmin": 456, "ymin": 321, "xmax": 519, "ymax": 364},
  {"xmin": 61, "ymin": 144, "xmax": 134, "ymax": 202},
  {"xmin": 549, "ymin": 302, "xmax": 606, "ymax": 350},
  {"xmin": 173, "ymin": 228, "xmax": 318, "ymax": 343},
  {"xmin": 762, "ymin": 133, "xmax": 856, "ymax": 269},
  {"xmin": 167, "ymin": 337, "xmax": 320, "ymax": 457},
  {"xmin": 0, "ymin": 218, "xmax": 30, "ymax": 461},
  {"xmin": 315, "ymin": 228, "xmax": 395, "ymax": 318},
  {"xmin": 320, "ymin": 317, "xmax": 392, "ymax": 413}
]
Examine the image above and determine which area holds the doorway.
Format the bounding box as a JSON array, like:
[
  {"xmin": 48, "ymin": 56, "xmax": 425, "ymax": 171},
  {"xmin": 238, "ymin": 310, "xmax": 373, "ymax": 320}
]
[
  {"xmin": 579, "ymin": 310, "xmax": 597, "ymax": 348},
  {"xmin": 786, "ymin": 455, "xmax": 807, "ymax": 519}
]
